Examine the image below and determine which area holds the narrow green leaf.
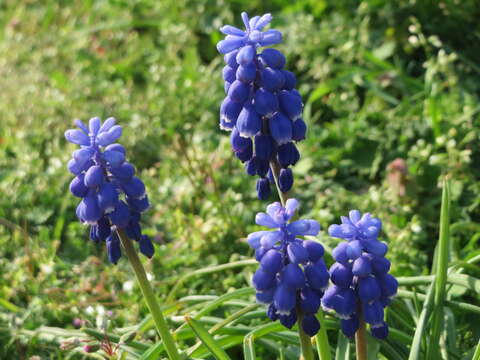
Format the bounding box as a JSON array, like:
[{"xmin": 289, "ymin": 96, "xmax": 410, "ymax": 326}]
[
  {"xmin": 315, "ymin": 312, "xmax": 332, "ymax": 360},
  {"xmin": 408, "ymin": 282, "xmax": 435, "ymax": 360},
  {"xmin": 473, "ymin": 339, "xmax": 480, "ymax": 360},
  {"xmin": 243, "ymin": 323, "xmax": 285, "ymax": 360},
  {"xmin": 167, "ymin": 260, "xmax": 257, "ymax": 301},
  {"xmin": 428, "ymin": 179, "xmax": 451, "ymax": 359},
  {"xmin": 185, "ymin": 316, "xmax": 231, "ymax": 360},
  {"xmin": 335, "ymin": 331, "xmax": 350, "ymax": 360}
]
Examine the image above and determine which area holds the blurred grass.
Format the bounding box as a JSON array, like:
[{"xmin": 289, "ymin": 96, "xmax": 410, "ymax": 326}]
[{"xmin": 0, "ymin": 0, "xmax": 479, "ymax": 358}]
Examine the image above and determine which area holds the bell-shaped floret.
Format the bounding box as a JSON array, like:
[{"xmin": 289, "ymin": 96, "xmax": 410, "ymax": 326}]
[
  {"xmin": 302, "ymin": 315, "xmax": 320, "ymax": 336},
  {"xmin": 346, "ymin": 240, "xmax": 363, "ymax": 260},
  {"xmin": 363, "ymin": 239, "xmax": 388, "ymax": 257},
  {"xmin": 358, "ymin": 276, "xmax": 381, "ymax": 302},
  {"xmin": 127, "ymin": 195, "xmax": 150, "ymax": 213},
  {"xmin": 330, "ymin": 262, "xmax": 353, "ymax": 288},
  {"xmin": 224, "ymin": 50, "xmax": 239, "ymax": 67},
  {"xmin": 287, "ymin": 242, "xmax": 309, "ymax": 264},
  {"xmin": 305, "ymin": 259, "xmax": 329, "ymax": 290},
  {"xmin": 274, "ymin": 285, "xmax": 296, "ymax": 315},
  {"xmin": 106, "ymin": 232, "xmax": 122, "ymax": 264},
  {"xmin": 260, "ymin": 249, "xmax": 283, "ymax": 274},
  {"xmin": 259, "ymin": 48, "xmax": 286, "ymax": 69},
  {"xmin": 352, "ymin": 255, "xmax": 372, "ymax": 277},
  {"xmin": 103, "ymin": 149, "xmax": 125, "ymax": 168},
  {"xmin": 108, "ymin": 201, "xmax": 130, "ymax": 228},
  {"xmin": 139, "ymin": 235, "xmax": 154, "ymax": 258},
  {"xmin": 237, "ymin": 103, "xmax": 261, "ymax": 138},
  {"xmin": 292, "ymin": 118, "xmax": 307, "ymax": 141},
  {"xmin": 236, "ymin": 63, "xmax": 257, "ymax": 83},
  {"xmin": 230, "ymin": 127, "xmax": 252, "ymax": 153},
  {"xmin": 252, "ymin": 268, "xmax": 276, "ymax": 291},
  {"xmin": 302, "ymin": 240, "xmax": 324, "ymax": 262},
  {"xmin": 371, "ymin": 322, "xmax": 389, "ymax": 339},
  {"xmin": 279, "ymin": 311, "xmax": 297, "ymax": 329},
  {"xmin": 70, "ymin": 174, "xmax": 89, "ymax": 198},
  {"xmin": 220, "ymin": 97, "xmax": 243, "ymax": 124},
  {"xmin": 260, "ymin": 68, "xmax": 285, "ymax": 92},
  {"xmin": 256, "ymin": 287, "xmax": 275, "ymax": 304},
  {"xmin": 378, "ymin": 273, "xmax": 398, "ymax": 298},
  {"xmin": 256, "ymin": 178, "xmax": 271, "ymax": 200},
  {"xmin": 281, "ymin": 70, "xmax": 296, "ymax": 90},
  {"xmin": 121, "ymin": 177, "xmax": 146, "ymax": 199},
  {"xmin": 227, "ymin": 80, "xmax": 250, "ymax": 103},
  {"xmin": 278, "ymin": 168, "xmax": 293, "ymax": 192},
  {"xmin": 97, "ymin": 182, "xmax": 119, "ymax": 212},
  {"xmin": 254, "ymin": 88, "xmax": 279, "ymax": 116},
  {"xmin": 223, "ymin": 65, "xmax": 237, "ymax": 83},
  {"xmin": 277, "ymin": 142, "xmax": 300, "ymax": 167},
  {"xmin": 254, "ymin": 134, "xmax": 275, "ymax": 160},
  {"xmin": 260, "ymin": 230, "xmax": 283, "ymax": 249},
  {"xmin": 299, "ymin": 287, "xmax": 321, "ymax": 314},
  {"xmin": 341, "ymin": 315, "xmax": 359, "ymax": 338},
  {"xmin": 287, "ymin": 219, "xmax": 320, "ymax": 236},
  {"xmin": 97, "ymin": 125, "xmax": 122, "ymax": 146},
  {"xmin": 65, "ymin": 129, "xmax": 90, "ymax": 146},
  {"xmin": 363, "ymin": 301, "xmax": 384, "ymax": 326},
  {"xmin": 332, "ymin": 242, "xmax": 349, "ymax": 264},
  {"xmin": 247, "ymin": 230, "xmax": 270, "ymax": 249},
  {"xmin": 281, "ymin": 263, "xmax": 305, "ymax": 290},
  {"xmin": 235, "ymin": 139, "xmax": 253, "ymax": 162},
  {"xmin": 111, "ymin": 162, "xmax": 135, "ymax": 182},
  {"xmin": 278, "ymin": 90, "xmax": 303, "ymax": 120},
  {"xmin": 77, "ymin": 191, "xmax": 102, "ymax": 224},
  {"xmin": 84, "ymin": 165, "xmax": 104, "ymax": 188},
  {"xmin": 236, "ymin": 45, "xmax": 256, "ymax": 65},
  {"xmin": 267, "ymin": 303, "xmax": 278, "ymax": 321}
]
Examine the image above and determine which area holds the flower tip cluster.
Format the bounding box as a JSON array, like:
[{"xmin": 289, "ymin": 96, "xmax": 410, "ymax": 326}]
[
  {"xmin": 322, "ymin": 210, "xmax": 397, "ymax": 339},
  {"xmin": 248, "ymin": 199, "xmax": 328, "ymax": 336},
  {"xmin": 65, "ymin": 117, "xmax": 154, "ymax": 263},
  {"xmin": 218, "ymin": 12, "xmax": 307, "ymax": 200}
]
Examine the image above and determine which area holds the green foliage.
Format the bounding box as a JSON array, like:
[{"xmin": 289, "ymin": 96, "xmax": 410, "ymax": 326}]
[{"xmin": 0, "ymin": 0, "xmax": 479, "ymax": 358}]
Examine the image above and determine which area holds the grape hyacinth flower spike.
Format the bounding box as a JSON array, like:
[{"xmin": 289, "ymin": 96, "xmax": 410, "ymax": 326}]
[
  {"xmin": 65, "ymin": 117, "xmax": 154, "ymax": 263},
  {"xmin": 247, "ymin": 199, "xmax": 329, "ymax": 336},
  {"xmin": 217, "ymin": 12, "xmax": 307, "ymax": 200},
  {"xmin": 65, "ymin": 117, "xmax": 181, "ymax": 359},
  {"xmin": 322, "ymin": 210, "xmax": 398, "ymax": 341}
]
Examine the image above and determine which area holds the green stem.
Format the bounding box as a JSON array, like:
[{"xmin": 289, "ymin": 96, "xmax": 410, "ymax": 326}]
[
  {"xmin": 298, "ymin": 310, "xmax": 315, "ymax": 360},
  {"xmin": 270, "ymin": 161, "xmax": 314, "ymax": 360},
  {"xmin": 315, "ymin": 312, "xmax": 332, "ymax": 360},
  {"xmin": 355, "ymin": 316, "xmax": 367, "ymax": 360},
  {"xmin": 116, "ymin": 229, "xmax": 181, "ymax": 360},
  {"xmin": 269, "ymin": 159, "xmax": 289, "ymax": 206}
]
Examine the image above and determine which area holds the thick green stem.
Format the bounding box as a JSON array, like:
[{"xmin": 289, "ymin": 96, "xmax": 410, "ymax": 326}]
[
  {"xmin": 116, "ymin": 229, "xmax": 181, "ymax": 360},
  {"xmin": 355, "ymin": 316, "xmax": 367, "ymax": 360}
]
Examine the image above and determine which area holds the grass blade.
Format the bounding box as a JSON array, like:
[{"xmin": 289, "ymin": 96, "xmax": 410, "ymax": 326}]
[
  {"xmin": 335, "ymin": 331, "xmax": 350, "ymax": 360},
  {"xmin": 184, "ymin": 316, "xmax": 231, "ymax": 360},
  {"xmin": 428, "ymin": 178, "xmax": 451, "ymax": 359},
  {"xmin": 315, "ymin": 312, "xmax": 332, "ymax": 360},
  {"xmin": 243, "ymin": 322, "xmax": 285, "ymax": 360},
  {"xmin": 407, "ymin": 282, "xmax": 435, "ymax": 360}
]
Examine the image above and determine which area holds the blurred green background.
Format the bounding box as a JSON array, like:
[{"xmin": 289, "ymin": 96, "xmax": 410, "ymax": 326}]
[{"xmin": 0, "ymin": 0, "xmax": 479, "ymax": 357}]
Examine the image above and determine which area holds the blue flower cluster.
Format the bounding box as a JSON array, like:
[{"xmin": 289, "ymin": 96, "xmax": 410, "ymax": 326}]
[
  {"xmin": 217, "ymin": 12, "xmax": 307, "ymax": 200},
  {"xmin": 65, "ymin": 117, "xmax": 154, "ymax": 264},
  {"xmin": 321, "ymin": 211, "xmax": 398, "ymax": 339},
  {"xmin": 247, "ymin": 199, "xmax": 328, "ymax": 336}
]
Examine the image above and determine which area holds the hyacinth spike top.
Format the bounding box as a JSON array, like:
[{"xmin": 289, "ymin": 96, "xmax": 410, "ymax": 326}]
[
  {"xmin": 65, "ymin": 117, "xmax": 155, "ymax": 264},
  {"xmin": 217, "ymin": 12, "xmax": 306, "ymax": 200},
  {"xmin": 247, "ymin": 199, "xmax": 329, "ymax": 336},
  {"xmin": 321, "ymin": 210, "xmax": 398, "ymax": 339}
]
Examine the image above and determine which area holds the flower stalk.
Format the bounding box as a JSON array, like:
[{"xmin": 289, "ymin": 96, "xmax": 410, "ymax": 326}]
[
  {"xmin": 116, "ymin": 229, "xmax": 181, "ymax": 360},
  {"xmin": 355, "ymin": 315, "xmax": 367, "ymax": 360}
]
